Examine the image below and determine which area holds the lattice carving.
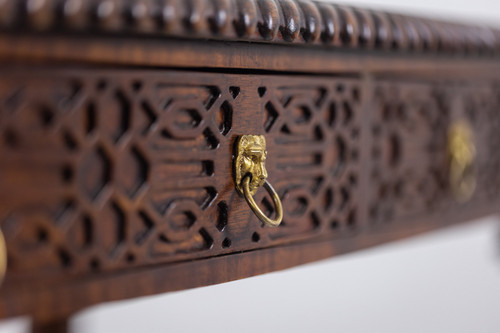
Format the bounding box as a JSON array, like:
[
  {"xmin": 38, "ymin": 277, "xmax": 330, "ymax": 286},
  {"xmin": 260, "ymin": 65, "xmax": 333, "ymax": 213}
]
[
  {"xmin": 368, "ymin": 83, "xmax": 451, "ymax": 225},
  {"xmin": 369, "ymin": 81, "xmax": 500, "ymax": 226},
  {"xmin": 2, "ymin": 70, "xmax": 499, "ymax": 284},
  {"xmin": 460, "ymin": 84, "xmax": 500, "ymax": 200},
  {"xmin": 257, "ymin": 82, "xmax": 361, "ymax": 240},
  {"xmin": 0, "ymin": 70, "xmax": 363, "ymax": 281},
  {"xmin": 0, "ymin": 73, "xmax": 237, "ymax": 276}
]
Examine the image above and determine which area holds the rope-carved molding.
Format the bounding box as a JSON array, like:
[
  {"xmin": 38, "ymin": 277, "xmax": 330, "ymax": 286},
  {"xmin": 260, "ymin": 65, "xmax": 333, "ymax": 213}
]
[{"xmin": 0, "ymin": 0, "xmax": 499, "ymax": 55}]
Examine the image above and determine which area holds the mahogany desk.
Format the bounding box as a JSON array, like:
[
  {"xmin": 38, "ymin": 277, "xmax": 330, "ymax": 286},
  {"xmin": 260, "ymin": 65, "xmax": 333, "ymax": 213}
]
[{"xmin": 0, "ymin": 0, "xmax": 499, "ymax": 332}]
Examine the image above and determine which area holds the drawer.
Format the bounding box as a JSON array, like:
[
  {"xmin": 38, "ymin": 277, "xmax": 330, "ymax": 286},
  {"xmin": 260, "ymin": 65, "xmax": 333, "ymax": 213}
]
[
  {"xmin": 0, "ymin": 0, "xmax": 500, "ymax": 329},
  {"xmin": 0, "ymin": 68, "xmax": 499, "ymax": 318},
  {"xmin": 369, "ymin": 81, "xmax": 500, "ymax": 228},
  {"xmin": 1, "ymin": 69, "xmax": 364, "ymax": 280}
]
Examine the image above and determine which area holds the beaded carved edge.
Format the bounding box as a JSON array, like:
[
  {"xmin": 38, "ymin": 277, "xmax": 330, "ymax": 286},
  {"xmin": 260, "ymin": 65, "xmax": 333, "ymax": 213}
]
[{"xmin": 0, "ymin": 0, "xmax": 499, "ymax": 55}]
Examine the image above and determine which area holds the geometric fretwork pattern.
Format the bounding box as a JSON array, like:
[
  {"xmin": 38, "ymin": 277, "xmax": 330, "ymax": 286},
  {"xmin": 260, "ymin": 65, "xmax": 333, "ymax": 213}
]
[
  {"xmin": 0, "ymin": 73, "xmax": 234, "ymax": 277},
  {"xmin": 0, "ymin": 71, "xmax": 363, "ymax": 281},
  {"xmin": 2, "ymin": 70, "xmax": 499, "ymax": 283},
  {"xmin": 460, "ymin": 84, "xmax": 500, "ymax": 201},
  {"xmin": 369, "ymin": 83, "xmax": 452, "ymax": 225},
  {"xmin": 369, "ymin": 81, "xmax": 500, "ymax": 227},
  {"xmin": 258, "ymin": 82, "xmax": 361, "ymax": 240}
]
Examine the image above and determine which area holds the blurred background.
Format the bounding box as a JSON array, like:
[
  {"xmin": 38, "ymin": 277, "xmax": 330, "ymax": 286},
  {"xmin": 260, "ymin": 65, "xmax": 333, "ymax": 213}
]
[{"xmin": 1, "ymin": 0, "xmax": 500, "ymax": 332}]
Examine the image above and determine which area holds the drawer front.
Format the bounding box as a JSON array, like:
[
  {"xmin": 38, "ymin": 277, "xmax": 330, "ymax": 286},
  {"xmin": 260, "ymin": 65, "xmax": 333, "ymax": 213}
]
[
  {"xmin": 0, "ymin": 69, "xmax": 499, "ymax": 290},
  {"xmin": 369, "ymin": 81, "xmax": 500, "ymax": 225},
  {"xmin": 0, "ymin": 70, "xmax": 363, "ymax": 281},
  {"xmin": 1, "ymin": 0, "xmax": 500, "ymax": 324}
]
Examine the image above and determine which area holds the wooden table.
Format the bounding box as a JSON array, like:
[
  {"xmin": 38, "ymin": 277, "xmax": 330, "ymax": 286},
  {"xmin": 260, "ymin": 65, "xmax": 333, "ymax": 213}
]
[{"xmin": 0, "ymin": 0, "xmax": 499, "ymax": 332}]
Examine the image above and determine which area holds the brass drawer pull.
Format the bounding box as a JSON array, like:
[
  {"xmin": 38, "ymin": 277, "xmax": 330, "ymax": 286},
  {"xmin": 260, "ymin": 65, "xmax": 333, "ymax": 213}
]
[
  {"xmin": 448, "ymin": 121, "xmax": 476, "ymax": 202},
  {"xmin": 235, "ymin": 135, "xmax": 283, "ymax": 227},
  {"xmin": 242, "ymin": 175, "xmax": 283, "ymax": 227}
]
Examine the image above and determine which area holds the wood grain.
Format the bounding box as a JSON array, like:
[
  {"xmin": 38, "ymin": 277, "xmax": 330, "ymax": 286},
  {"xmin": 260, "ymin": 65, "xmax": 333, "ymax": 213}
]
[
  {"xmin": 0, "ymin": 67, "xmax": 499, "ymax": 323},
  {"xmin": 0, "ymin": 1, "xmax": 499, "ymax": 331}
]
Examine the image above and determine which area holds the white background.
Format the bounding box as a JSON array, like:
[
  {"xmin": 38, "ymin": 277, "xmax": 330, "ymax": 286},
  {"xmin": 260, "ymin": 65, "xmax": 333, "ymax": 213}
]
[{"xmin": 1, "ymin": 0, "xmax": 500, "ymax": 332}]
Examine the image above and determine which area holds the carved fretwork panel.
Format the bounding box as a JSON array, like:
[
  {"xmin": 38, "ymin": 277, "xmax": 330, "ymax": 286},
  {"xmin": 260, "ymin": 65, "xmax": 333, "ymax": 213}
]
[
  {"xmin": 368, "ymin": 82, "xmax": 452, "ymax": 225},
  {"xmin": 258, "ymin": 82, "xmax": 361, "ymax": 240},
  {"xmin": 459, "ymin": 84, "xmax": 500, "ymax": 201},
  {"xmin": 0, "ymin": 72, "xmax": 236, "ymax": 277},
  {"xmin": 368, "ymin": 81, "xmax": 500, "ymax": 227},
  {"xmin": 2, "ymin": 1, "xmax": 500, "ymax": 322},
  {"xmin": 2, "ymin": 69, "xmax": 499, "ymax": 287},
  {"xmin": 0, "ymin": 70, "xmax": 364, "ymax": 282}
]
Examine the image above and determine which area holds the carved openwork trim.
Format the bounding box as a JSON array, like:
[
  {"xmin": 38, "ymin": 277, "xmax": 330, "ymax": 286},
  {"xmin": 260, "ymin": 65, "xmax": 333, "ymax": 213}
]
[
  {"xmin": 0, "ymin": 0, "xmax": 499, "ymax": 55},
  {"xmin": 1, "ymin": 68, "xmax": 500, "ymax": 322},
  {"xmin": 0, "ymin": 70, "xmax": 363, "ymax": 282}
]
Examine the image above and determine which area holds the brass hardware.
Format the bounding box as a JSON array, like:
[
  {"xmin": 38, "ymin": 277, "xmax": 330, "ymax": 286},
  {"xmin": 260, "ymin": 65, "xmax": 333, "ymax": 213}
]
[
  {"xmin": 235, "ymin": 135, "xmax": 283, "ymax": 227},
  {"xmin": 235, "ymin": 135, "xmax": 268, "ymax": 196},
  {"xmin": 242, "ymin": 174, "xmax": 283, "ymax": 227},
  {"xmin": 448, "ymin": 121, "xmax": 476, "ymax": 202},
  {"xmin": 0, "ymin": 230, "xmax": 6, "ymax": 285}
]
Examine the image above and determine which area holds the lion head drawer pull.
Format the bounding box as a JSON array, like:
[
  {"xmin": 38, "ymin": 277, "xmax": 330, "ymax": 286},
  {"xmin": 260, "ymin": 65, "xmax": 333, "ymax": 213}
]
[
  {"xmin": 448, "ymin": 121, "xmax": 476, "ymax": 202},
  {"xmin": 234, "ymin": 135, "xmax": 283, "ymax": 227}
]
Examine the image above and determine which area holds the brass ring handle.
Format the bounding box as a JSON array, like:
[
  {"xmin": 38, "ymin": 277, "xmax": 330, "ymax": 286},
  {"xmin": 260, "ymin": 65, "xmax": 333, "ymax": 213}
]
[
  {"xmin": 242, "ymin": 174, "xmax": 283, "ymax": 227},
  {"xmin": 234, "ymin": 134, "xmax": 283, "ymax": 227},
  {"xmin": 0, "ymin": 229, "xmax": 6, "ymax": 285}
]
